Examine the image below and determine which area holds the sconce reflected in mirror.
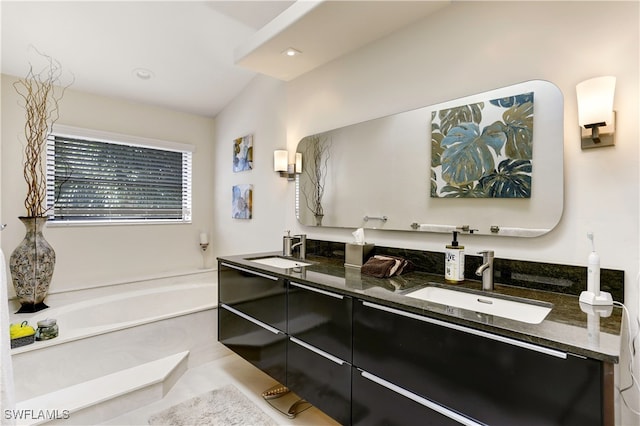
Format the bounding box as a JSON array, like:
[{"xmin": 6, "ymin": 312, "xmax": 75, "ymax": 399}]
[
  {"xmin": 576, "ymin": 76, "xmax": 616, "ymax": 149},
  {"xmin": 274, "ymin": 150, "xmax": 302, "ymax": 180}
]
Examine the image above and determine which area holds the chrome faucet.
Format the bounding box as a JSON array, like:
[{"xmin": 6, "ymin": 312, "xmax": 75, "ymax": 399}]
[
  {"xmin": 291, "ymin": 234, "xmax": 307, "ymax": 260},
  {"xmin": 283, "ymin": 231, "xmax": 306, "ymax": 259},
  {"xmin": 475, "ymin": 250, "xmax": 495, "ymax": 291}
]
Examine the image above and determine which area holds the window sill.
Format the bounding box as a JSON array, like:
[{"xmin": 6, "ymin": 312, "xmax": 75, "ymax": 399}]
[{"xmin": 47, "ymin": 219, "xmax": 192, "ymax": 227}]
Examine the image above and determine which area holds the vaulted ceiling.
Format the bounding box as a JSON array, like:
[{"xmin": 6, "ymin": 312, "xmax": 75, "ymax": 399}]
[{"xmin": 1, "ymin": 1, "xmax": 448, "ymax": 117}]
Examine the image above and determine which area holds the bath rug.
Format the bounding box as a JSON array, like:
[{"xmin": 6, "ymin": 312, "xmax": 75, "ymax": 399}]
[{"xmin": 148, "ymin": 384, "xmax": 277, "ymax": 426}]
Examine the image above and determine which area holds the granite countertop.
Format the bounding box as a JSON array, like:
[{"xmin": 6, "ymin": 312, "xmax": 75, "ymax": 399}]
[{"xmin": 218, "ymin": 252, "xmax": 623, "ymax": 363}]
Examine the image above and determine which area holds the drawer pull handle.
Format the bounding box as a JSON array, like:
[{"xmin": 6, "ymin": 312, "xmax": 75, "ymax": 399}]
[
  {"xmin": 359, "ymin": 370, "xmax": 485, "ymax": 426},
  {"xmin": 290, "ymin": 282, "xmax": 344, "ymax": 299},
  {"xmin": 290, "ymin": 337, "xmax": 347, "ymax": 366},
  {"xmin": 221, "ymin": 304, "xmax": 282, "ymax": 335},
  {"xmin": 361, "ymin": 301, "xmax": 566, "ymax": 359},
  {"xmin": 477, "ymin": 298, "xmax": 493, "ymax": 305}
]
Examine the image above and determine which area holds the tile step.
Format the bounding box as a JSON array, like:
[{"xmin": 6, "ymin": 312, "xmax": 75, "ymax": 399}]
[{"xmin": 14, "ymin": 351, "xmax": 189, "ymax": 425}]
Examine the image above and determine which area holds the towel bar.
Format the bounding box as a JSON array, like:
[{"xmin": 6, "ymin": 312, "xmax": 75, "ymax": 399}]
[{"xmin": 363, "ymin": 215, "xmax": 388, "ymax": 222}]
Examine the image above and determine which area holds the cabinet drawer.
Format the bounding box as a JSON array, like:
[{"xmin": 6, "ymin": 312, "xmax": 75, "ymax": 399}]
[
  {"xmin": 287, "ymin": 337, "xmax": 351, "ymax": 425},
  {"xmin": 352, "ymin": 368, "xmax": 477, "ymax": 426},
  {"xmin": 219, "ymin": 305, "xmax": 287, "ymax": 385},
  {"xmin": 218, "ymin": 262, "xmax": 287, "ymax": 331},
  {"xmin": 288, "ymin": 281, "xmax": 352, "ymax": 361},
  {"xmin": 353, "ymin": 300, "xmax": 604, "ymax": 425}
]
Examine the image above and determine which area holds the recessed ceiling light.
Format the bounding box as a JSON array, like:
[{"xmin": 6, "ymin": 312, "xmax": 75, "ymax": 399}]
[
  {"xmin": 132, "ymin": 68, "xmax": 154, "ymax": 80},
  {"xmin": 282, "ymin": 47, "xmax": 301, "ymax": 57}
]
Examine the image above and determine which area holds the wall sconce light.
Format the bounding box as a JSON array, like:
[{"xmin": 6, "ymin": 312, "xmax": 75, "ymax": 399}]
[
  {"xmin": 274, "ymin": 150, "xmax": 302, "ymax": 180},
  {"xmin": 274, "ymin": 150, "xmax": 288, "ymax": 172},
  {"xmin": 576, "ymin": 76, "xmax": 616, "ymax": 149}
]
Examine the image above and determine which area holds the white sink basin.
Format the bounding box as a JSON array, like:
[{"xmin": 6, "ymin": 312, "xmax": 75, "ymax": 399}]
[
  {"xmin": 406, "ymin": 286, "xmax": 552, "ymax": 324},
  {"xmin": 249, "ymin": 257, "xmax": 311, "ymax": 269}
]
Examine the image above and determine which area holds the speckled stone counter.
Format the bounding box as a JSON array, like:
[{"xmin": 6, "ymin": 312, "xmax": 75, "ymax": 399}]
[{"xmin": 218, "ymin": 250, "xmax": 623, "ymax": 364}]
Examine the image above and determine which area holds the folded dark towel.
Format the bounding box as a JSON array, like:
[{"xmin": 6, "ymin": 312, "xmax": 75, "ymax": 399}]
[{"xmin": 361, "ymin": 255, "xmax": 414, "ymax": 278}]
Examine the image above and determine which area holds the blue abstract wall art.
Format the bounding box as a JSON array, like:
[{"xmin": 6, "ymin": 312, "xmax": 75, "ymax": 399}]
[
  {"xmin": 233, "ymin": 134, "xmax": 253, "ymax": 172},
  {"xmin": 232, "ymin": 184, "xmax": 253, "ymax": 219}
]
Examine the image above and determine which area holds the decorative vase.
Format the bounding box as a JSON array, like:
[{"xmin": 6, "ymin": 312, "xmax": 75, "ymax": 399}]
[
  {"xmin": 314, "ymin": 214, "xmax": 324, "ymax": 226},
  {"xmin": 9, "ymin": 216, "xmax": 55, "ymax": 313}
]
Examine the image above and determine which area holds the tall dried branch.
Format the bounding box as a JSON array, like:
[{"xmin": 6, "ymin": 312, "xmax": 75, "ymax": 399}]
[
  {"xmin": 13, "ymin": 49, "xmax": 72, "ymax": 217},
  {"xmin": 300, "ymin": 135, "xmax": 331, "ymax": 217}
]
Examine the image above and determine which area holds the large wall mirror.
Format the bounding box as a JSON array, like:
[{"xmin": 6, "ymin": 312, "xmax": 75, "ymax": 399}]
[{"xmin": 296, "ymin": 80, "xmax": 564, "ymax": 237}]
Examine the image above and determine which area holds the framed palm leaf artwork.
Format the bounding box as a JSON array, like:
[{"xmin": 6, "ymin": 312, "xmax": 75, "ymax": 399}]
[{"xmin": 431, "ymin": 92, "xmax": 533, "ymax": 198}]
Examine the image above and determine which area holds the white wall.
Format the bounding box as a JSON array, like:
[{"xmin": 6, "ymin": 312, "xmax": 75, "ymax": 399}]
[
  {"xmin": 1, "ymin": 75, "xmax": 216, "ymax": 294},
  {"xmin": 212, "ymin": 76, "xmax": 288, "ymax": 258},
  {"xmin": 215, "ymin": 1, "xmax": 639, "ymax": 421}
]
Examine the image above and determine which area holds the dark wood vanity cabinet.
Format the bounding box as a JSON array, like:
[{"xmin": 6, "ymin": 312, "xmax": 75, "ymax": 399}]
[
  {"xmin": 287, "ymin": 338, "xmax": 351, "ymax": 424},
  {"xmin": 353, "ymin": 300, "xmax": 610, "ymax": 426},
  {"xmin": 218, "ymin": 263, "xmax": 288, "ymax": 385},
  {"xmin": 218, "ymin": 307, "xmax": 288, "ymax": 385},
  {"xmin": 351, "ymin": 368, "xmax": 463, "ymax": 426},
  {"xmin": 287, "ymin": 281, "xmax": 352, "ymax": 361},
  {"xmin": 286, "ymin": 281, "xmax": 353, "ymax": 425},
  {"xmin": 218, "ymin": 262, "xmax": 287, "ymax": 330},
  {"xmin": 218, "ymin": 259, "xmax": 614, "ymax": 426}
]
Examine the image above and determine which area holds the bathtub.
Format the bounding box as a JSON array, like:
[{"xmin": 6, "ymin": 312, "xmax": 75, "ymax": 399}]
[
  {"xmin": 11, "ymin": 275, "xmax": 226, "ymax": 402},
  {"xmin": 15, "ymin": 282, "xmax": 217, "ymax": 351}
]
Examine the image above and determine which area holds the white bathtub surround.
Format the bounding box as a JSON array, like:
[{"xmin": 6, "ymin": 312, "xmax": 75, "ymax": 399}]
[
  {"xmin": 13, "ymin": 308, "xmax": 219, "ymax": 402},
  {"xmin": 7, "ymin": 268, "xmax": 216, "ymax": 315},
  {"xmin": 10, "ymin": 272, "xmax": 221, "ymax": 424},
  {"xmin": 15, "ymin": 351, "xmax": 189, "ymax": 426},
  {"xmin": 1, "ymin": 248, "xmax": 17, "ymax": 426},
  {"xmin": 12, "ymin": 281, "xmax": 216, "ymax": 354}
]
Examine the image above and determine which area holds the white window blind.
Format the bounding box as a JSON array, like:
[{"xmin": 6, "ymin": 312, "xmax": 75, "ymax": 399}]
[{"xmin": 46, "ymin": 125, "xmax": 193, "ymax": 224}]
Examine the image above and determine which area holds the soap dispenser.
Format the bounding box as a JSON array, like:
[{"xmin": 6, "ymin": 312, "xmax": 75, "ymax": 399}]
[
  {"xmin": 283, "ymin": 231, "xmax": 294, "ymax": 257},
  {"xmin": 445, "ymin": 231, "xmax": 465, "ymax": 283}
]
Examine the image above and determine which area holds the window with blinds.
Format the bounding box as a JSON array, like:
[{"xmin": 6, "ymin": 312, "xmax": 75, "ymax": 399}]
[{"xmin": 46, "ymin": 126, "xmax": 193, "ymax": 224}]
